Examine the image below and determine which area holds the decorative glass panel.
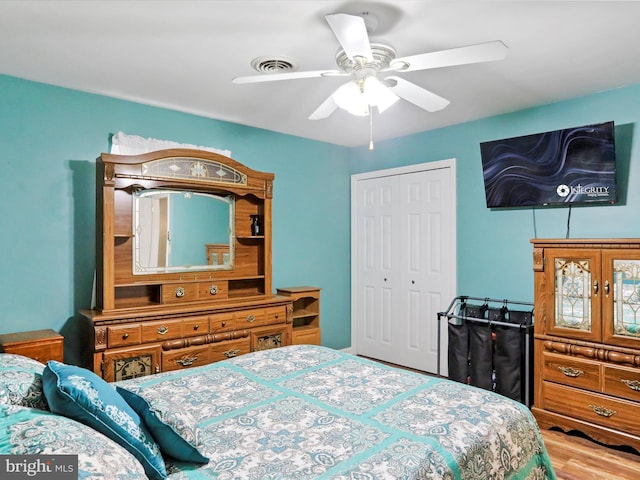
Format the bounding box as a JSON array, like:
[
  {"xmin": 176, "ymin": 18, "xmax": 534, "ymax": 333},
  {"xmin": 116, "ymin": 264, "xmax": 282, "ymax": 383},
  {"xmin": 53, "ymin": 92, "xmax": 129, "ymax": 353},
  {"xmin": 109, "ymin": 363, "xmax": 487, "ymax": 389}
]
[
  {"xmin": 141, "ymin": 157, "xmax": 247, "ymax": 185},
  {"xmin": 613, "ymin": 260, "xmax": 640, "ymax": 337},
  {"xmin": 255, "ymin": 334, "xmax": 282, "ymax": 351},
  {"xmin": 555, "ymin": 258, "xmax": 592, "ymax": 331},
  {"xmin": 114, "ymin": 355, "xmax": 153, "ymax": 381}
]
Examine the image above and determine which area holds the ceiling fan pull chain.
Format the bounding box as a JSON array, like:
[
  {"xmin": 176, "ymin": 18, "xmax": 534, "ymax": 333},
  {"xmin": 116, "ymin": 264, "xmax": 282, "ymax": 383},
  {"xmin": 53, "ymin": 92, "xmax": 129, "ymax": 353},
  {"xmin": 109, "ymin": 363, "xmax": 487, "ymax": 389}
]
[{"xmin": 369, "ymin": 105, "xmax": 374, "ymax": 151}]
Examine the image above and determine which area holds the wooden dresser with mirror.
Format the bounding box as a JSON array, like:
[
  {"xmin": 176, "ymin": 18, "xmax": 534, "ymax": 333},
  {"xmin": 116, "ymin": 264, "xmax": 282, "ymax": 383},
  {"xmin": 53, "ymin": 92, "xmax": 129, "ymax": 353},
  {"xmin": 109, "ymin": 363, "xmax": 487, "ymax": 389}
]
[
  {"xmin": 82, "ymin": 148, "xmax": 293, "ymax": 381},
  {"xmin": 531, "ymin": 238, "xmax": 640, "ymax": 452}
]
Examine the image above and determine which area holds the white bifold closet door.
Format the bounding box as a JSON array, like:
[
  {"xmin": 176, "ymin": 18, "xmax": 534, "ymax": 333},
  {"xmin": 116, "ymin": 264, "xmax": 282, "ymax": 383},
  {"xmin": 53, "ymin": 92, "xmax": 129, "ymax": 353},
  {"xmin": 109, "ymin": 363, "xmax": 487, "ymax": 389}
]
[{"xmin": 351, "ymin": 160, "xmax": 456, "ymax": 374}]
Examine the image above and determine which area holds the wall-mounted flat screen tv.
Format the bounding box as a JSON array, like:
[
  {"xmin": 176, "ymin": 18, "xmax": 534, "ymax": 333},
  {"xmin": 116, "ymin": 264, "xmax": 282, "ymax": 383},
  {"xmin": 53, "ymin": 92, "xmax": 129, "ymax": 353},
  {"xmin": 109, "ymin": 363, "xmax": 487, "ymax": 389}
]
[{"xmin": 480, "ymin": 121, "xmax": 617, "ymax": 208}]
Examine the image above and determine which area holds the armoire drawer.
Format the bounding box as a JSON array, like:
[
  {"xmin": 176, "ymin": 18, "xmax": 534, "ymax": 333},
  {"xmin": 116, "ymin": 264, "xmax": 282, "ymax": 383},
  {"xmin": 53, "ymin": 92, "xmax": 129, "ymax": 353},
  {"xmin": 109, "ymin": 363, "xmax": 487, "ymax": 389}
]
[
  {"xmin": 542, "ymin": 351, "xmax": 600, "ymax": 391},
  {"xmin": 162, "ymin": 345, "xmax": 210, "ymax": 372},
  {"xmin": 604, "ymin": 364, "xmax": 640, "ymax": 402},
  {"xmin": 210, "ymin": 338, "xmax": 250, "ymax": 361},
  {"xmin": 543, "ymin": 382, "xmax": 640, "ymax": 437}
]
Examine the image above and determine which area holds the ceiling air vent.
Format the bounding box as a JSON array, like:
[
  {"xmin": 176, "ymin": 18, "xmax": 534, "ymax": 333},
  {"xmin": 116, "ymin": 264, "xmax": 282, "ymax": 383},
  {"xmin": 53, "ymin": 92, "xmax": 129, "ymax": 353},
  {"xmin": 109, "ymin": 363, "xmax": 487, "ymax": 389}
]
[{"xmin": 250, "ymin": 56, "xmax": 298, "ymax": 74}]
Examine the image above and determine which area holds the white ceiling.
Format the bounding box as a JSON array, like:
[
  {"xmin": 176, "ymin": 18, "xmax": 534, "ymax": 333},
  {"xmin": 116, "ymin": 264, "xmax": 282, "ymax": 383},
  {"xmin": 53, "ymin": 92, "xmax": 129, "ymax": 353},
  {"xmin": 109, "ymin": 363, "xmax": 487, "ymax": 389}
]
[{"xmin": 2, "ymin": 1, "xmax": 640, "ymax": 147}]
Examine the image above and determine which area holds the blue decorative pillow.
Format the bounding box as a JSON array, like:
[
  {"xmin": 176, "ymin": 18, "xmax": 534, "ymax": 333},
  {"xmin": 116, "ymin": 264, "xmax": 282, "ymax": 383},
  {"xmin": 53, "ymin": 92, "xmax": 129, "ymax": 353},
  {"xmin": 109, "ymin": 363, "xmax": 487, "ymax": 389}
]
[
  {"xmin": 117, "ymin": 386, "xmax": 209, "ymax": 463},
  {"xmin": 0, "ymin": 354, "xmax": 48, "ymax": 410},
  {"xmin": 0, "ymin": 403, "xmax": 147, "ymax": 478},
  {"xmin": 42, "ymin": 361, "xmax": 166, "ymax": 480}
]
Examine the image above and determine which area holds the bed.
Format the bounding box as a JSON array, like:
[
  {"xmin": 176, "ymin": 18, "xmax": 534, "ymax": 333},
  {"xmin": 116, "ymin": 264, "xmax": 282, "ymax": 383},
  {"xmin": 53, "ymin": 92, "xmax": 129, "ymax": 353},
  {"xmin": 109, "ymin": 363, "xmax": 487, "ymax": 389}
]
[{"xmin": 1, "ymin": 344, "xmax": 555, "ymax": 479}]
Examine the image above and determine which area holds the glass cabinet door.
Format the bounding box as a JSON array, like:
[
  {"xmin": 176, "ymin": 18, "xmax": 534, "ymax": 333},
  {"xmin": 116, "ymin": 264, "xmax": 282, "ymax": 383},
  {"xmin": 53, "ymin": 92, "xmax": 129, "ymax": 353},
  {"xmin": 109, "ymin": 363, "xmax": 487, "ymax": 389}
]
[
  {"xmin": 544, "ymin": 249, "xmax": 602, "ymax": 341},
  {"xmin": 602, "ymin": 251, "xmax": 640, "ymax": 348}
]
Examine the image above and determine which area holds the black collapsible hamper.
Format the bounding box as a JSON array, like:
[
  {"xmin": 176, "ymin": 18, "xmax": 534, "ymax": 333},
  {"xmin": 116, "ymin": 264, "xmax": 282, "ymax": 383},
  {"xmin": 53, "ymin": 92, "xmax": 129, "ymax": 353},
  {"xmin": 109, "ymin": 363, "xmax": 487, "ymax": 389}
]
[{"xmin": 438, "ymin": 296, "xmax": 534, "ymax": 406}]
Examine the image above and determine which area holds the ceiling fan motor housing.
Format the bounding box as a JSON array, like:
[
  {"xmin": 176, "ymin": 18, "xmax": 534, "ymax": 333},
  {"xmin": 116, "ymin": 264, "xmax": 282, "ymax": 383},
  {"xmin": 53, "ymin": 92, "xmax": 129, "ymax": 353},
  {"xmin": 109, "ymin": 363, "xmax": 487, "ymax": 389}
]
[{"xmin": 335, "ymin": 43, "xmax": 396, "ymax": 81}]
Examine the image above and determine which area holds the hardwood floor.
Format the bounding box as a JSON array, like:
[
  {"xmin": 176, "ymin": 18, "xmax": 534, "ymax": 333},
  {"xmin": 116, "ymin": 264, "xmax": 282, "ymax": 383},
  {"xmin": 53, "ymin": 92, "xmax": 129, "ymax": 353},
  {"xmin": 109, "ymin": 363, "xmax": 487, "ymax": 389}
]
[{"xmin": 541, "ymin": 429, "xmax": 640, "ymax": 479}]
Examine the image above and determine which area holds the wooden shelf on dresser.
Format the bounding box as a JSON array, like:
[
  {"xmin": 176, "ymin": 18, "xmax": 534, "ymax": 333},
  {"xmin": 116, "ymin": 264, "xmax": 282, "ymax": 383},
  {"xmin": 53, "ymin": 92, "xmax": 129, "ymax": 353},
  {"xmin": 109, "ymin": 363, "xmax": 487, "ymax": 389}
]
[
  {"xmin": 276, "ymin": 287, "xmax": 321, "ymax": 345},
  {"xmin": 531, "ymin": 238, "xmax": 640, "ymax": 452}
]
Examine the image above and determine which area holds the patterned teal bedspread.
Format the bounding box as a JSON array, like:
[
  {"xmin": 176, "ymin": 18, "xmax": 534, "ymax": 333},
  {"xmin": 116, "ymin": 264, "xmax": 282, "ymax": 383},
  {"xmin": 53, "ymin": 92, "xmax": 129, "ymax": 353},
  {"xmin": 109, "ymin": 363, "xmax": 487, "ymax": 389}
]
[{"xmin": 117, "ymin": 345, "xmax": 556, "ymax": 479}]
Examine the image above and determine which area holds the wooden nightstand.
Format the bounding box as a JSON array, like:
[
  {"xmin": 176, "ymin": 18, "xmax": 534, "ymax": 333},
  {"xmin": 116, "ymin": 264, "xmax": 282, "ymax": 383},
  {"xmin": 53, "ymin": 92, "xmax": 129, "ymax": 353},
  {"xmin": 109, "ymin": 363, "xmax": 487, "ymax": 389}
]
[{"xmin": 0, "ymin": 329, "xmax": 64, "ymax": 363}]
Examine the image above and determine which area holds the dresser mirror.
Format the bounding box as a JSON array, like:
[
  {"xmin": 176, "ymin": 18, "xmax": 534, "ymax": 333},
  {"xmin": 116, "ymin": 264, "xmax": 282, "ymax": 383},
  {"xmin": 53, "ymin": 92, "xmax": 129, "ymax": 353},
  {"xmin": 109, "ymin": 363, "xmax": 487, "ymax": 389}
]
[{"xmin": 133, "ymin": 189, "xmax": 234, "ymax": 274}]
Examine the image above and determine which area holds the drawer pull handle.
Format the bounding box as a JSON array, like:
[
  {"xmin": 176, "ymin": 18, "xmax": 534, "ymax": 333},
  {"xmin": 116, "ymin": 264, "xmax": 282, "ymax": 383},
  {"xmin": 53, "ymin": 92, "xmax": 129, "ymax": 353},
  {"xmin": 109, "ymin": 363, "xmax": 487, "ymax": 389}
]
[
  {"xmin": 176, "ymin": 356, "xmax": 198, "ymax": 367},
  {"xmin": 589, "ymin": 405, "xmax": 617, "ymax": 417},
  {"xmin": 222, "ymin": 349, "xmax": 240, "ymax": 358},
  {"xmin": 621, "ymin": 379, "xmax": 640, "ymax": 392},
  {"xmin": 122, "ymin": 333, "xmax": 129, "ymax": 340},
  {"xmin": 175, "ymin": 287, "xmax": 185, "ymax": 298},
  {"xmin": 209, "ymin": 284, "xmax": 218, "ymax": 295},
  {"xmin": 558, "ymin": 366, "xmax": 584, "ymax": 378},
  {"xmin": 221, "ymin": 321, "xmax": 227, "ymax": 327},
  {"xmin": 157, "ymin": 326, "xmax": 169, "ymax": 335},
  {"xmin": 193, "ymin": 324, "xmax": 199, "ymax": 331},
  {"xmin": 246, "ymin": 314, "xmax": 256, "ymax": 323}
]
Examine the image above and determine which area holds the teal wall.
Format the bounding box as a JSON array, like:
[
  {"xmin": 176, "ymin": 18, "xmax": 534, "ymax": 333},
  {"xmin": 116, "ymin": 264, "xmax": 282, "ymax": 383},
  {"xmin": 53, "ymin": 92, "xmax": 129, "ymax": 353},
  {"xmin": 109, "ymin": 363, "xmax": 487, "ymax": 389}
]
[
  {"xmin": 0, "ymin": 74, "xmax": 351, "ymax": 352},
  {"xmin": 349, "ymin": 84, "xmax": 640, "ymax": 302},
  {"xmin": 1, "ymin": 73, "xmax": 640, "ymax": 357}
]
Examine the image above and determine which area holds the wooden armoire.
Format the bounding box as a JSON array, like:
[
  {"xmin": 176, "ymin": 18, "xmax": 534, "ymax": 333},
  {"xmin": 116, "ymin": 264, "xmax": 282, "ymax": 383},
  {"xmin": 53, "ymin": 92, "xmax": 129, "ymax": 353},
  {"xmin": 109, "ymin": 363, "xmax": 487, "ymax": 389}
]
[{"xmin": 532, "ymin": 238, "xmax": 640, "ymax": 452}]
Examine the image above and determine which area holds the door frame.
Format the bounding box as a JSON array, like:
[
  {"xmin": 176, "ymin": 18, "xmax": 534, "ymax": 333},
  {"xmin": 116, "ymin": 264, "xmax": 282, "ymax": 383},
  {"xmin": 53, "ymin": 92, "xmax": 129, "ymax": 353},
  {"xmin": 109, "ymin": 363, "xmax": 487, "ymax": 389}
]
[{"xmin": 350, "ymin": 159, "xmax": 457, "ymax": 374}]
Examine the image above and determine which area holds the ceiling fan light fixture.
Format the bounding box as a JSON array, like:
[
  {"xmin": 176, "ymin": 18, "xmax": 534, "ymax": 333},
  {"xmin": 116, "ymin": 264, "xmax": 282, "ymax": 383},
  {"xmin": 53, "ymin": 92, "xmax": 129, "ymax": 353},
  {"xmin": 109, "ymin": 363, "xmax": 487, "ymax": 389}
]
[
  {"xmin": 363, "ymin": 76, "xmax": 399, "ymax": 112},
  {"xmin": 332, "ymin": 76, "xmax": 399, "ymax": 116},
  {"xmin": 333, "ymin": 82, "xmax": 369, "ymax": 116}
]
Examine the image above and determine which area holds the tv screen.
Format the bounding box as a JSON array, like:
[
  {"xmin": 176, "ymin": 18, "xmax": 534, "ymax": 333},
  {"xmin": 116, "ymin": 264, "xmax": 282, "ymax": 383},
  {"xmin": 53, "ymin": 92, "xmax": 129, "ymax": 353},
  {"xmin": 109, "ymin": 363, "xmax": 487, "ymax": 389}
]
[{"xmin": 480, "ymin": 121, "xmax": 617, "ymax": 208}]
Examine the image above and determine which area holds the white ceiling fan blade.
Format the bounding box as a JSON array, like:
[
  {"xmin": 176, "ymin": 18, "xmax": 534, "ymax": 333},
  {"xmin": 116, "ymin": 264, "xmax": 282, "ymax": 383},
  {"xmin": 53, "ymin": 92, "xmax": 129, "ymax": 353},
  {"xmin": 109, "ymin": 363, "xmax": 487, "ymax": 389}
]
[
  {"xmin": 308, "ymin": 92, "xmax": 340, "ymax": 120},
  {"xmin": 385, "ymin": 76, "xmax": 450, "ymax": 112},
  {"xmin": 325, "ymin": 13, "xmax": 373, "ymax": 61},
  {"xmin": 233, "ymin": 69, "xmax": 343, "ymax": 84},
  {"xmin": 390, "ymin": 40, "xmax": 508, "ymax": 72}
]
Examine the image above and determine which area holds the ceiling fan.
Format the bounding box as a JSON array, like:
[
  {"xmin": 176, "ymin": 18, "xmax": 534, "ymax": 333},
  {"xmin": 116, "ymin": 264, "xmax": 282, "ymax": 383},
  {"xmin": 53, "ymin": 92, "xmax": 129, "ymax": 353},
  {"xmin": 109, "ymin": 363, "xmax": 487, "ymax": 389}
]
[{"xmin": 233, "ymin": 13, "xmax": 508, "ymax": 120}]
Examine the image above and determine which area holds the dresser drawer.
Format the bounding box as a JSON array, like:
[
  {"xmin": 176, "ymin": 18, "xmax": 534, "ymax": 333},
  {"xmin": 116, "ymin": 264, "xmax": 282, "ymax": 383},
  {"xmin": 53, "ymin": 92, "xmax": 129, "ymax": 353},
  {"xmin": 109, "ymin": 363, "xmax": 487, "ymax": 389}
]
[
  {"xmin": 236, "ymin": 308, "xmax": 266, "ymax": 327},
  {"xmin": 108, "ymin": 324, "xmax": 141, "ymax": 347},
  {"xmin": 162, "ymin": 283, "xmax": 198, "ymax": 303},
  {"xmin": 265, "ymin": 306, "xmax": 287, "ymax": 326},
  {"xmin": 209, "ymin": 312, "xmax": 236, "ymax": 332},
  {"xmin": 210, "ymin": 338, "xmax": 250, "ymax": 361},
  {"xmin": 162, "ymin": 345, "xmax": 210, "ymax": 372},
  {"xmin": 198, "ymin": 281, "xmax": 228, "ymax": 300},
  {"xmin": 141, "ymin": 319, "xmax": 183, "ymax": 342},
  {"xmin": 4, "ymin": 341, "xmax": 63, "ymax": 363},
  {"xmin": 543, "ymin": 382, "xmax": 640, "ymax": 437},
  {"xmin": 542, "ymin": 351, "xmax": 600, "ymax": 391},
  {"xmin": 0, "ymin": 329, "xmax": 64, "ymax": 363},
  {"xmin": 182, "ymin": 316, "xmax": 208, "ymax": 336},
  {"xmin": 604, "ymin": 364, "xmax": 640, "ymax": 402}
]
